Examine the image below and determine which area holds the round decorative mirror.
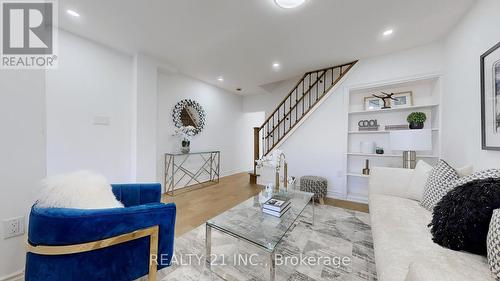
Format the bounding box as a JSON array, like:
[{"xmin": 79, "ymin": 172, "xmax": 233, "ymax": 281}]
[{"xmin": 172, "ymin": 99, "xmax": 206, "ymax": 135}]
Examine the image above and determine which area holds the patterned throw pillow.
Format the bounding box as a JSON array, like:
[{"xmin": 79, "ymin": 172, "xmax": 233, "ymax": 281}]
[
  {"xmin": 421, "ymin": 163, "xmax": 500, "ymax": 211},
  {"xmin": 488, "ymin": 209, "xmax": 500, "ymax": 278},
  {"xmin": 420, "ymin": 160, "xmax": 459, "ymax": 211},
  {"xmin": 454, "ymin": 169, "xmax": 500, "ymax": 188}
]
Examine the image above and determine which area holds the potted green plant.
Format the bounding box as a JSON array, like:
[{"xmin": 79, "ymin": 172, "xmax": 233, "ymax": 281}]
[{"xmin": 407, "ymin": 112, "xmax": 426, "ymax": 129}]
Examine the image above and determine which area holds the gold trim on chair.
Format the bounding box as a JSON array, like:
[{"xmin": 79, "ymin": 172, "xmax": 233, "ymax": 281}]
[{"xmin": 26, "ymin": 225, "xmax": 159, "ymax": 281}]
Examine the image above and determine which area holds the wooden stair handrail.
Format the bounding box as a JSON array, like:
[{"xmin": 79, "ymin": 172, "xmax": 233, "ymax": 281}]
[
  {"xmin": 259, "ymin": 73, "xmax": 307, "ymax": 129},
  {"xmin": 251, "ymin": 60, "xmax": 358, "ymax": 181},
  {"xmin": 263, "ymin": 69, "xmax": 328, "ymax": 137},
  {"xmin": 259, "ymin": 61, "xmax": 355, "ymax": 129},
  {"xmin": 303, "ymin": 61, "xmax": 355, "ymax": 75},
  {"xmin": 264, "ymin": 61, "xmax": 357, "ymax": 153}
]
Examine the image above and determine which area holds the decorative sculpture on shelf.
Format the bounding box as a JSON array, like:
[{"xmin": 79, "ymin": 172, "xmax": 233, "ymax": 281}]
[
  {"xmin": 362, "ymin": 159, "xmax": 370, "ymax": 175},
  {"xmin": 255, "ymin": 149, "xmax": 288, "ymax": 192},
  {"xmin": 372, "ymin": 92, "xmax": 397, "ymax": 109}
]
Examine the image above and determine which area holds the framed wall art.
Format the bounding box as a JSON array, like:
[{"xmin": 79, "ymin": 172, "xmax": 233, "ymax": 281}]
[
  {"xmin": 481, "ymin": 42, "xmax": 500, "ymax": 150},
  {"xmin": 391, "ymin": 91, "xmax": 413, "ymax": 108},
  {"xmin": 364, "ymin": 96, "xmax": 382, "ymax": 111}
]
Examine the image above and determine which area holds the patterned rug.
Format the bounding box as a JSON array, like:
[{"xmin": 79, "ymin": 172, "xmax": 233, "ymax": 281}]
[{"xmin": 153, "ymin": 204, "xmax": 377, "ymax": 280}]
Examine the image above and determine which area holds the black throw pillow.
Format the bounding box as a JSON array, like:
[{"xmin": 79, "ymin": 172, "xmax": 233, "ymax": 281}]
[{"xmin": 428, "ymin": 177, "xmax": 500, "ymax": 255}]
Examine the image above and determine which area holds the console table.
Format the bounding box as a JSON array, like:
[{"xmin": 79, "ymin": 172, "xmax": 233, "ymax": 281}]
[{"xmin": 164, "ymin": 151, "xmax": 220, "ymax": 196}]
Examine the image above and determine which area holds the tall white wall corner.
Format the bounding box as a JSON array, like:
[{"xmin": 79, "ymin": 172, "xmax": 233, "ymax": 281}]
[
  {"xmin": 0, "ymin": 70, "xmax": 46, "ymax": 280},
  {"xmin": 131, "ymin": 54, "xmax": 177, "ymax": 183},
  {"xmin": 130, "ymin": 56, "xmax": 139, "ymax": 181}
]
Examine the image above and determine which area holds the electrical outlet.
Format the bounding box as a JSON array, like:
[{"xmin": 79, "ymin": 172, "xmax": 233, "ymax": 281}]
[
  {"xmin": 3, "ymin": 216, "xmax": 24, "ymax": 239},
  {"xmin": 93, "ymin": 116, "xmax": 110, "ymax": 126}
]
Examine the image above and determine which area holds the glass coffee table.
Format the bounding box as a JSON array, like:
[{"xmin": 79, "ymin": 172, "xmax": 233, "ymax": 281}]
[{"xmin": 205, "ymin": 189, "xmax": 314, "ymax": 281}]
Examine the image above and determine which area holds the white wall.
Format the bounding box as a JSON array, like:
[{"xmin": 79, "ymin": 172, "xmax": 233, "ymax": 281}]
[
  {"xmin": 46, "ymin": 31, "xmax": 134, "ymax": 183},
  {"xmin": 245, "ymin": 43, "xmax": 444, "ymax": 197},
  {"xmin": 0, "ymin": 70, "xmax": 46, "ymax": 279},
  {"xmin": 132, "ymin": 55, "xmax": 174, "ymax": 182},
  {"xmin": 243, "ymin": 77, "xmax": 300, "ymax": 118},
  {"xmin": 441, "ymin": 0, "xmax": 500, "ymax": 169},
  {"xmin": 157, "ymin": 73, "xmax": 262, "ymax": 187}
]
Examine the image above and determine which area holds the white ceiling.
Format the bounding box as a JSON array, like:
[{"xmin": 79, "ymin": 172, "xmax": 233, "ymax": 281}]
[{"xmin": 58, "ymin": 0, "xmax": 476, "ymax": 95}]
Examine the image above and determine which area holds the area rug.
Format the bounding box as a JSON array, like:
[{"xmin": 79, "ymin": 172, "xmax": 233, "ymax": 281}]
[{"xmin": 154, "ymin": 204, "xmax": 377, "ymax": 280}]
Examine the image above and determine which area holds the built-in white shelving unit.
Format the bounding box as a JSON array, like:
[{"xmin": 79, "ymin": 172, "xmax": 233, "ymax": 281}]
[
  {"xmin": 348, "ymin": 103, "xmax": 439, "ymax": 115},
  {"xmin": 342, "ymin": 75, "xmax": 442, "ymax": 203},
  {"xmin": 347, "ymin": 152, "xmax": 439, "ymax": 158},
  {"xmin": 348, "ymin": 128, "xmax": 439, "ymax": 134}
]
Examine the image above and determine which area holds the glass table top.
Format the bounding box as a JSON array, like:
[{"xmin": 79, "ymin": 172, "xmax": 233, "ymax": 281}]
[
  {"xmin": 165, "ymin": 151, "xmax": 220, "ymax": 156},
  {"xmin": 206, "ymin": 188, "xmax": 314, "ymax": 251}
]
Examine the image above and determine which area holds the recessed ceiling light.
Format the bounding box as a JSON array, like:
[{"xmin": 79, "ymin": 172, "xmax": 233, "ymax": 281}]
[
  {"xmin": 217, "ymin": 76, "xmax": 224, "ymax": 82},
  {"xmin": 67, "ymin": 9, "xmax": 80, "ymax": 17},
  {"xmin": 274, "ymin": 0, "xmax": 306, "ymax": 9},
  {"xmin": 272, "ymin": 62, "xmax": 281, "ymax": 70},
  {"xmin": 383, "ymin": 29, "xmax": 394, "ymax": 36}
]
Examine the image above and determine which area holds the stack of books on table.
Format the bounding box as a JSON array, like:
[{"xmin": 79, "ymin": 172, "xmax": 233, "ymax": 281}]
[{"xmin": 262, "ymin": 196, "xmax": 291, "ymax": 217}]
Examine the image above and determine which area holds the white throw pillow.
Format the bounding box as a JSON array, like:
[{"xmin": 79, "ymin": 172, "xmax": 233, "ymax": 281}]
[
  {"xmin": 37, "ymin": 170, "xmax": 124, "ymax": 209},
  {"xmin": 456, "ymin": 164, "xmax": 473, "ymax": 177},
  {"xmin": 406, "ymin": 160, "xmax": 433, "ymax": 201}
]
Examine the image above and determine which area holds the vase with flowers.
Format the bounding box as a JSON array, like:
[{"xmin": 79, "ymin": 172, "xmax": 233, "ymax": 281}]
[
  {"xmin": 255, "ymin": 149, "xmax": 289, "ymax": 192},
  {"xmin": 173, "ymin": 126, "xmax": 195, "ymax": 153}
]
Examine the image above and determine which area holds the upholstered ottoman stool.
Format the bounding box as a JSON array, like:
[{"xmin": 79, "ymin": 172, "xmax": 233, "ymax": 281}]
[{"xmin": 300, "ymin": 176, "xmax": 327, "ymax": 204}]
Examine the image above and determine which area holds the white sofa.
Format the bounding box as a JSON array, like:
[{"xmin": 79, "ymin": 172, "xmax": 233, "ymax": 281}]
[{"xmin": 368, "ymin": 167, "xmax": 493, "ymax": 281}]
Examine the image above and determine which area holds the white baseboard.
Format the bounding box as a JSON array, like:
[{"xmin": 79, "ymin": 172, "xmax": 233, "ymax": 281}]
[
  {"xmin": 327, "ymin": 191, "xmax": 347, "ymax": 200},
  {"xmin": 0, "ymin": 271, "xmax": 24, "ymax": 281},
  {"xmin": 326, "ymin": 191, "xmax": 368, "ymax": 204},
  {"xmin": 220, "ymin": 168, "xmax": 248, "ymax": 178},
  {"xmin": 346, "ymin": 193, "xmax": 368, "ymax": 204}
]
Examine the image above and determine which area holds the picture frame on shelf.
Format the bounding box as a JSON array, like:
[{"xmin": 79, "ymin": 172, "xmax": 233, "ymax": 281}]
[
  {"xmin": 391, "ymin": 91, "xmax": 413, "ymax": 108},
  {"xmin": 364, "ymin": 96, "xmax": 382, "ymax": 111},
  {"xmin": 481, "ymin": 42, "xmax": 500, "ymax": 151}
]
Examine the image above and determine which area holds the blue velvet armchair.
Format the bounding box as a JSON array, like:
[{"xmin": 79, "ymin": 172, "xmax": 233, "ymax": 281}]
[{"xmin": 25, "ymin": 183, "xmax": 176, "ymax": 281}]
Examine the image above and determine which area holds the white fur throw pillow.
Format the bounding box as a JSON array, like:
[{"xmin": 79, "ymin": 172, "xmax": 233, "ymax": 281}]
[
  {"xmin": 37, "ymin": 171, "xmax": 124, "ymax": 209},
  {"xmin": 456, "ymin": 164, "xmax": 474, "ymax": 177}
]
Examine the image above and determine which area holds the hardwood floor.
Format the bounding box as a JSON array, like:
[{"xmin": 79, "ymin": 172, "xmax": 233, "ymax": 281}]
[
  {"xmin": 162, "ymin": 172, "xmax": 369, "ymax": 237},
  {"xmin": 162, "ymin": 172, "xmax": 261, "ymax": 236},
  {"xmin": 324, "ymin": 197, "xmax": 369, "ymax": 213}
]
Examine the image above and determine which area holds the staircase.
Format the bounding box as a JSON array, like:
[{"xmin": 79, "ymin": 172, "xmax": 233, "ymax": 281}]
[{"xmin": 250, "ymin": 61, "xmax": 357, "ymax": 183}]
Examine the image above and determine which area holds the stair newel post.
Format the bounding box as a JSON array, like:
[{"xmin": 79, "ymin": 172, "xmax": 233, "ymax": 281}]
[
  {"xmin": 253, "ymin": 127, "xmax": 260, "ymax": 173},
  {"xmin": 250, "ymin": 127, "xmax": 260, "ymax": 184}
]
